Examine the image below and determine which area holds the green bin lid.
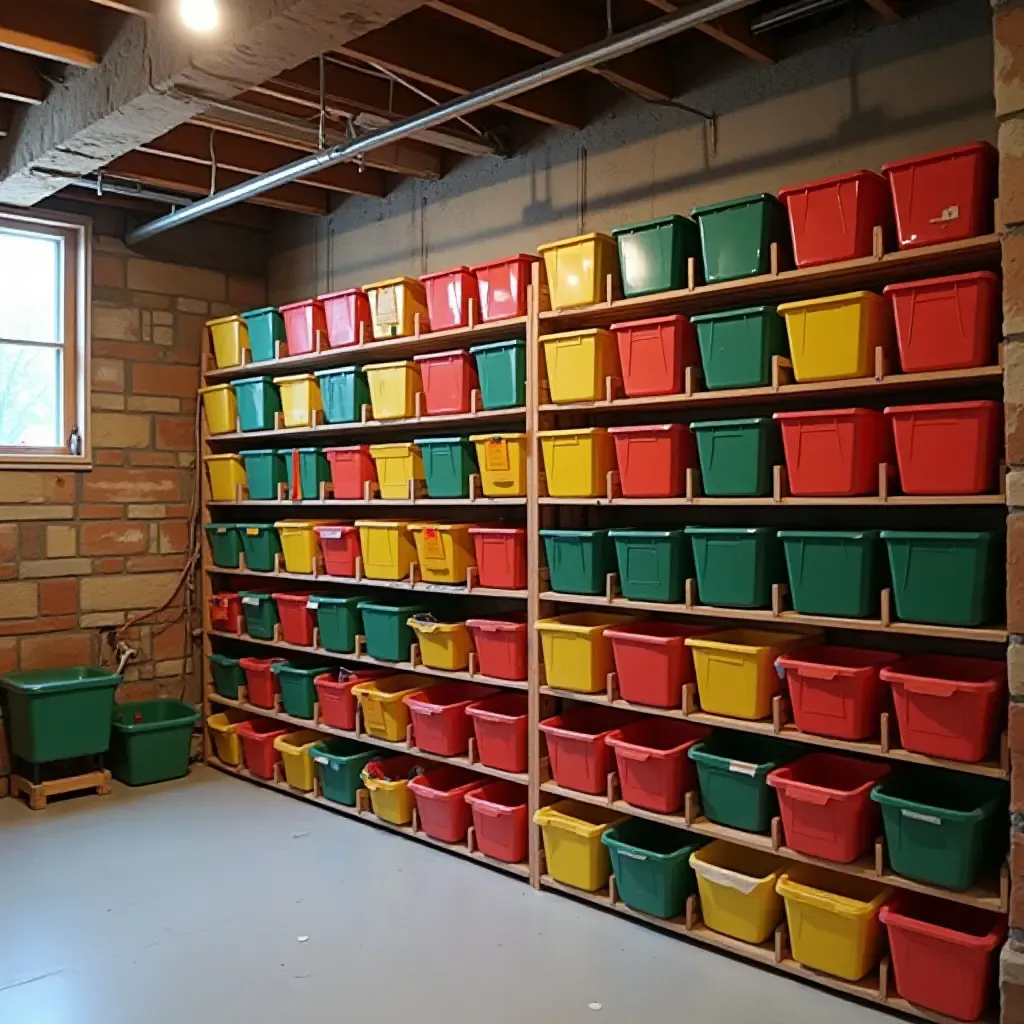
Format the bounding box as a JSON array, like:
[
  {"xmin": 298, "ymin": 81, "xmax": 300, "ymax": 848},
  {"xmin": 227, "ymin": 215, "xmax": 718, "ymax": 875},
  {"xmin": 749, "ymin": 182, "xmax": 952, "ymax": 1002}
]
[
  {"xmin": 238, "ymin": 590, "xmax": 275, "ymax": 602},
  {"xmin": 691, "ymin": 193, "xmax": 781, "ymax": 218},
  {"xmin": 539, "ymin": 529, "xmax": 609, "ymax": 539},
  {"xmin": 414, "ymin": 436, "xmax": 472, "ymax": 447},
  {"xmin": 204, "ymin": 522, "xmax": 243, "ymax": 532},
  {"xmin": 689, "ymin": 416, "xmax": 772, "ymax": 430},
  {"xmin": 777, "ymin": 530, "xmax": 879, "ymax": 540},
  {"xmin": 308, "ymin": 594, "xmax": 363, "ymax": 608},
  {"xmin": 231, "ymin": 375, "xmax": 275, "ymax": 387},
  {"xmin": 208, "ymin": 653, "xmax": 240, "ymax": 666},
  {"xmin": 468, "ymin": 338, "xmax": 525, "ymax": 354},
  {"xmin": 240, "ymin": 449, "xmax": 282, "ymax": 458},
  {"xmin": 356, "ymin": 600, "xmax": 429, "ymax": 614},
  {"xmin": 0, "ymin": 666, "xmax": 121, "ymax": 694},
  {"xmin": 242, "ymin": 307, "xmax": 281, "ymax": 319},
  {"xmin": 607, "ymin": 529, "xmax": 684, "ymax": 539},
  {"xmin": 112, "ymin": 699, "xmax": 200, "ymax": 732},
  {"xmin": 296, "ymin": 447, "xmax": 325, "ymax": 454},
  {"xmin": 612, "ymin": 214, "xmax": 689, "ymax": 235},
  {"xmin": 683, "ymin": 526, "xmax": 775, "ymax": 537},
  {"xmin": 879, "ymin": 530, "xmax": 995, "ymax": 542},
  {"xmin": 688, "ymin": 734, "xmax": 796, "ymax": 770},
  {"xmin": 690, "ymin": 305, "xmax": 775, "ymax": 324},
  {"xmin": 314, "ymin": 366, "xmax": 361, "ymax": 379}
]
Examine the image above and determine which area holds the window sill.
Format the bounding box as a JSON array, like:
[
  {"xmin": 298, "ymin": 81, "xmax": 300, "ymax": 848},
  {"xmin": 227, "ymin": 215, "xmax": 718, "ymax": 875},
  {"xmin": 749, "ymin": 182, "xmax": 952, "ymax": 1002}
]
[{"xmin": 0, "ymin": 456, "xmax": 93, "ymax": 472}]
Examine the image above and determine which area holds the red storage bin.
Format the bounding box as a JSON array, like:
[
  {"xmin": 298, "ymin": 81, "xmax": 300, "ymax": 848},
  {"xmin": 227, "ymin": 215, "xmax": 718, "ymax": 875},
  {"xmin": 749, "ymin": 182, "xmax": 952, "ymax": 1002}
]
[
  {"xmin": 314, "ymin": 524, "xmax": 360, "ymax": 578},
  {"xmin": 466, "ymin": 692, "xmax": 528, "ymax": 773},
  {"xmin": 420, "ymin": 267, "xmax": 478, "ymax": 331},
  {"xmin": 773, "ymin": 408, "xmax": 889, "ymax": 497},
  {"xmin": 325, "ymin": 445, "xmax": 376, "ymax": 500},
  {"xmin": 405, "ymin": 682, "xmax": 498, "ymax": 756},
  {"xmin": 606, "ymin": 719, "xmax": 710, "ymax": 814},
  {"xmin": 273, "ymin": 592, "xmax": 317, "ymax": 646},
  {"xmin": 314, "ymin": 668, "xmax": 392, "ymax": 731},
  {"xmin": 414, "ymin": 348, "xmax": 479, "ymax": 416},
  {"xmin": 612, "ymin": 314, "xmax": 699, "ymax": 397},
  {"xmin": 235, "ymin": 719, "xmax": 290, "ymax": 778},
  {"xmin": 882, "ymin": 142, "xmax": 997, "ymax": 249},
  {"xmin": 885, "ymin": 400, "xmax": 1001, "ymax": 495},
  {"xmin": 539, "ymin": 708, "xmax": 628, "ymax": 795},
  {"xmin": 880, "ymin": 894, "xmax": 1006, "ymax": 1022},
  {"xmin": 880, "ymin": 655, "xmax": 1005, "ymax": 763},
  {"xmin": 319, "ymin": 288, "xmax": 371, "ymax": 349},
  {"xmin": 280, "ymin": 299, "xmax": 327, "ymax": 355},
  {"xmin": 776, "ymin": 646, "xmax": 900, "ymax": 741},
  {"xmin": 239, "ymin": 656, "xmax": 286, "ymax": 709},
  {"xmin": 210, "ymin": 592, "xmax": 243, "ymax": 634},
  {"xmin": 767, "ymin": 753, "xmax": 890, "ymax": 863},
  {"xmin": 608, "ymin": 423, "xmax": 695, "ymax": 498},
  {"xmin": 605, "ymin": 621, "xmax": 714, "ymax": 708},
  {"xmin": 468, "ymin": 526, "xmax": 526, "ymax": 590},
  {"xmin": 465, "ymin": 618, "xmax": 527, "ymax": 681},
  {"xmin": 472, "ymin": 254, "xmax": 538, "ymax": 321},
  {"xmin": 408, "ymin": 765, "xmax": 479, "ymax": 842},
  {"xmin": 778, "ymin": 170, "xmax": 892, "ymax": 268},
  {"xmin": 465, "ymin": 782, "xmax": 529, "ymax": 862}
]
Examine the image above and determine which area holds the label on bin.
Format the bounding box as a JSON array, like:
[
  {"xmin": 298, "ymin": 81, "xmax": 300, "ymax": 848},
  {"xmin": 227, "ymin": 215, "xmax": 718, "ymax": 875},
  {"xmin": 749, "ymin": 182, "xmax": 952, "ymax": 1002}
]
[
  {"xmin": 314, "ymin": 756, "xmax": 329, "ymax": 765},
  {"xmin": 246, "ymin": 528, "xmax": 260, "ymax": 536},
  {"xmin": 484, "ymin": 438, "xmax": 509, "ymax": 472},
  {"xmin": 242, "ymin": 596, "xmax": 260, "ymax": 605},
  {"xmin": 306, "ymin": 599, "xmax": 319, "ymax": 610},
  {"xmin": 727, "ymin": 760, "xmax": 757, "ymax": 776},
  {"xmin": 319, "ymin": 529, "xmax": 342, "ymax": 539},
  {"xmin": 421, "ymin": 527, "xmax": 444, "ymax": 559},
  {"xmin": 901, "ymin": 809, "xmax": 941, "ymax": 825}
]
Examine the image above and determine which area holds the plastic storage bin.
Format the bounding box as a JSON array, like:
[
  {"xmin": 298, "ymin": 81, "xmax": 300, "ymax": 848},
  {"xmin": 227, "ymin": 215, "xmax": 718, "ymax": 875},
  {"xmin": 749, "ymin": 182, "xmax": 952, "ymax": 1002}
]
[
  {"xmin": 233, "ymin": 376, "xmax": 281, "ymax": 432},
  {"xmin": 208, "ymin": 313, "xmax": 249, "ymax": 368},
  {"xmin": 272, "ymin": 730, "xmax": 322, "ymax": 791},
  {"xmin": 361, "ymin": 755, "xmax": 427, "ymax": 824},
  {"xmin": 366, "ymin": 361, "xmax": 421, "ymax": 421},
  {"xmin": 312, "ymin": 738, "xmax": 379, "ymax": 805},
  {"xmin": 239, "ymin": 655, "xmax": 285, "ymax": 708},
  {"xmin": 235, "ymin": 719, "xmax": 290, "ymax": 778},
  {"xmin": 319, "ymin": 288, "xmax": 370, "ymax": 349},
  {"xmin": 692, "ymin": 306, "xmax": 789, "ymax": 391},
  {"xmin": 239, "ymin": 524, "xmax": 281, "ymax": 573},
  {"xmin": 356, "ymin": 520, "xmax": 417, "ymax": 581},
  {"xmin": 541, "ymin": 328, "xmax": 618, "ymax": 404},
  {"xmin": 417, "ymin": 437, "xmax": 476, "ymax": 499},
  {"xmin": 207, "ymin": 710, "xmax": 246, "ymax": 766},
  {"xmin": 686, "ymin": 526, "xmax": 784, "ymax": 609},
  {"xmin": 539, "ymin": 707, "xmax": 625, "ymax": 795},
  {"xmin": 365, "ymin": 277, "xmax": 429, "ymax": 339},
  {"xmin": 280, "ymin": 299, "xmax": 326, "ymax": 356},
  {"xmin": 205, "ymin": 454, "xmax": 247, "ymax": 502},
  {"xmin": 883, "ymin": 142, "xmax": 997, "ymax": 249},
  {"xmin": 466, "ymin": 692, "xmax": 528, "ymax": 773},
  {"xmin": 539, "ymin": 428, "xmax": 614, "ymax": 498},
  {"xmin": 273, "ymin": 593, "xmax": 316, "ymax": 646},
  {"xmin": 538, "ymin": 233, "xmax": 618, "ymax": 309},
  {"xmin": 210, "ymin": 592, "xmax": 243, "ymax": 634},
  {"xmin": 534, "ymin": 799, "xmax": 627, "ymax": 891},
  {"xmin": 205, "ymin": 523, "xmax": 243, "ymax": 569},
  {"xmin": 689, "ymin": 417, "xmax": 777, "ymax": 497},
  {"xmin": 274, "ymin": 663, "xmax": 331, "ymax": 720},
  {"xmin": 273, "ymin": 374, "xmax": 322, "ymax": 428},
  {"xmin": 886, "ymin": 400, "xmax": 1001, "ymax": 495},
  {"xmin": 316, "ymin": 367, "xmax": 369, "ymax": 424},
  {"xmin": 408, "ymin": 766, "xmax": 479, "ymax": 842},
  {"xmin": 692, "ymin": 193, "xmax": 788, "ymax": 283},
  {"xmin": 421, "ymin": 267, "xmax": 477, "ymax": 332},
  {"xmin": 541, "ymin": 529, "xmax": 613, "ymax": 597},
  {"xmin": 612, "ymin": 215, "xmax": 701, "ymax": 297},
  {"xmin": 469, "ymin": 338, "xmax": 527, "ymax": 409},
  {"xmin": 275, "ymin": 520, "xmax": 323, "ymax": 574},
  {"xmin": 209, "ymin": 653, "xmax": 244, "ymax": 700},
  {"xmin": 109, "ymin": 700, "xmax": 201, "ymax": 786},
  {"xmin": 609, "ymin": 528, "xmax": 691, "ymax": 603},
  {"xmin": 407, "ymin": 617, "xmax": 473, "ymax": 672},
  {"xmin": 313, "ymin": 525, "xmax": 360, "ymax": 579},
  {"xmin": 368, "ymin": 442, "xmax": 424, "ymax": 501},
  {"xmin": 409, "ymin": 522, "xmax": 475, "ymax": 585},
  {"xmin": 468, "ymin": 527, "xmax": 526, "ymax": 591},
  {"xmin": 241, "ymin": 449, "xmax": 287, "ymax": 501},
  {"xmin": 358, "ymin": 601, "xmax": 427, "ymax": 662},
  {"xmin": 238, "ymin": 591, "xmax": 279, "ymax": 640},
  {"xmin": 885, "ymin": 271, "xmax": 999, "ymax": 373},
  {"xmin": 313, "ymin": 668, "xmax": 391, "ymax": 731},
  {"xmin": 880, "ymin": 654, "xmax": 1005, "ymax": 763},
  {"xmin": 466, "ymin": 618, "xmax": 527, "ymax": 681},
  {"xmin": 352, "ymin": 676, "xmax": 434, "ymax": 742},
  {"xmin": 472, "ymin": 254, "xmax": 537, "ymax": 321},
  {"xmin": 612, "ymin": 314, "xmax": 699, "ymax": 397},
  {"xmin": 607, "ymin": 719, "xmax": 709, "ymax": 813},
  {"xmin": 608, "ymin": 424, "xmax": 694, "ymax": 498},
  {"xmin": 242, "ymin": 307, "xmax": 286, "ymax": 362},
  {"xmin": 414, "ymin": 349, "xmax": 478, "ymax": 415},
  {"xmin": 326, "ymin": 446, "xmax": 377, "ymax": 500},
  {"xmin": 469, "ymin": 433, "xmax": 527, "ymax": 497},
  {"xmin": 536, "ymin": 612, "xmax": 635, "ymax": 693},
  {"xmin": 281, "ymin": 448, "xmax": 330, "ymax": 502},
  {"xmin": 199, "ymin": 383, "xmax": 237, "ymax": 435},
  {"xmin": 465, "ymin": 782, "xmax": 529, "ymax": 862},
  {"xmin": 605, "ymin": 621, "xmax": 712, "ymax": 709},
  {"xmin": 779, "ymin": 530, "xmax": 883, "ymax": 618}
]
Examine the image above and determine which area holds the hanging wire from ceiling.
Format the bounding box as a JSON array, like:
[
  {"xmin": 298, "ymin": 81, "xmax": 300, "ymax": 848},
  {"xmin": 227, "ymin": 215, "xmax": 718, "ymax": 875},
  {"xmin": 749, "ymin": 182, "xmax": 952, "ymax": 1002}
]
[{"xmin": 208, "ymin": 128, "xmax": 218, "ymax": 195}]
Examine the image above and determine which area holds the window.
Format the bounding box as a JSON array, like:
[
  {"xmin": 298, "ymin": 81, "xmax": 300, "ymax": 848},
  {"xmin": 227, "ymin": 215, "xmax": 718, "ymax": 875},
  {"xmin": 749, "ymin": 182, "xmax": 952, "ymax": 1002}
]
[{"xmin": 0, "ymin": 209, "xmax": 90, "ymax": 468}]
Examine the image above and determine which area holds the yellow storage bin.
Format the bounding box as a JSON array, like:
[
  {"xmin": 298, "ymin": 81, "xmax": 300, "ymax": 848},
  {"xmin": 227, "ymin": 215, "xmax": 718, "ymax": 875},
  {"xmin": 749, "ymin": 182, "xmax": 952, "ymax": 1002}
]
[
  {"xmin": 538, "ymin": 233, "xmax": 618, "ymax": 309},
  {"xmin": 365, "ymin": 276, "xmax": 430, "ymax": 339},
  {"xmin": 273, "ymin": 730, "xmax": 323, "ymax": 791},
  {"xmin": 208, "ymin": 313, "xmax": 250, "ymax": 369},
  {"xmin": 360, "ymin": 758, "xmax": 422, "ymax": 824},
  {"xmin": 690, "ymin": 841, "xmax": 787, "ymax": 944},
  {"xmin": 204, "ymin": 453, "xmax": 247, "ymax": 502},
  {"xmin": 207, "ymin": 709, "xmax": 247, "ymax": 765},
  {"xmin": 469, "ymin": 433, "xmax": 527, "ymax": 498},
  {"xmin": 536, "ymin": 612, "xmax": 637, "ymax": 693},
  {"xmin": 275, "ymin": 520, "xmax": 331, "ymax": 574},
  {"xmin": 777, "ymin": 291, "xmax": 892, "ymax": 383},
  {"xmin": 539, "ymin": 428, "xmax": 614, "ymax": 498},
  {"xmin": 685, "ymin": 628, "xmax": 817, "ymax": 720},
  {"xmin": 199, "ymin": 384, "xmax": 238, "ymax": 435},
  {"xmin": 776, "ymin": 867, "xmax": 891, "ymax": 981},
  {"xmin": 541, "ymin": 328, "xmax": 618, "ymax": 404},
  {"xmin": 365, "ymin": 360, "xmax": 422, "ymax": 420},
  {"xmin": 352, "ymin": 674, "xmax": 434, "ymax": 742},
  {"xmin": 534, "ymin": 799, "xmax": 627, "ymax": 891},
  {"xmin": 369, "ymin": 442, "xmax": 424, "ymax": 500},
  {"xmin": 408, "ymin": 617, "xmax": 473, "ymax": 671},
  {"xmin": 408, "ymin": 522, "xmax": 475, "ymax": 585},
  {"xmin": 356, "ymin": 519, "xmax": 417, "ymax": 581},
  {"xmin": 273, "ymin": 373, "xmax": 323, "ymax": 428}
]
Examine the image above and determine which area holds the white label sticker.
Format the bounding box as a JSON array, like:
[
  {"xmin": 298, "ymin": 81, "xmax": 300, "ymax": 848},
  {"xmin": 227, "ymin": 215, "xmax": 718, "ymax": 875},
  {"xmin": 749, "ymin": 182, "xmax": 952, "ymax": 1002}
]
[
  {"xmin": 727, "ymin": 760, "xmax": 757, "ymax": 777},
  {"xmin": 319, "ymin": 529, "xmax": 342, "ymax": 539},
  {"xmin": 314, "ymin": 756, "xmax": 329, "ymax": 765},
  {"xmin": 901, "ymin": 809, "xmax": 941, "ymax": 825},
  {"xmin": 306, "ymin": 600, "xmax": 319, "ymax": 610},
  {"xmin": 242, "ymin": 596, "xmax": 259, "ymax": 606}
]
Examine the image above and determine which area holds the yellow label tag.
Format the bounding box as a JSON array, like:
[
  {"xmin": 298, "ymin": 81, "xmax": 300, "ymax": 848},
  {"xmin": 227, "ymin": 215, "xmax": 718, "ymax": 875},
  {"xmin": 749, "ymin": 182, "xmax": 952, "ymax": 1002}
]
[
  {"xmin": 421, "ymin": 527, "xmax": 444, "ymax": 559},
  {"xmin": 246, "ymin": 528, "xmax": 260, "ymax": 536},
  {"xmin": 484, "ymin": 438, "xmax": 509, "ymax": 473}
]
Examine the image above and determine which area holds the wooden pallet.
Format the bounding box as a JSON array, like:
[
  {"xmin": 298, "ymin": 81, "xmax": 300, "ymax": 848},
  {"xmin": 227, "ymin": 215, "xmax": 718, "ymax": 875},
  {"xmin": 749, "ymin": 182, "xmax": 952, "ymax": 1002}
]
[{"xmin": 10, "ymin": 769, "xmax": 111, "ymax": 810}]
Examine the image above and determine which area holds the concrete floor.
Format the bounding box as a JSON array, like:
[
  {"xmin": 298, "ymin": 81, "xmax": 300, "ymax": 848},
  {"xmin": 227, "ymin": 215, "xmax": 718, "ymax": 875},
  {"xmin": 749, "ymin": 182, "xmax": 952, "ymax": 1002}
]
[{"xmin": 0, "ymin": 767, "xmax": 893, "ymax": 1024}]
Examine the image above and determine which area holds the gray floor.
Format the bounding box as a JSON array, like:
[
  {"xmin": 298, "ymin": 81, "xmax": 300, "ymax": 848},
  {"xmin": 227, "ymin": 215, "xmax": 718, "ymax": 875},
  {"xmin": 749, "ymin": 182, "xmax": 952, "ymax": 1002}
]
[{"xmin": 0, "ymin": 767, "xmax": 892, "ymax": 1024}]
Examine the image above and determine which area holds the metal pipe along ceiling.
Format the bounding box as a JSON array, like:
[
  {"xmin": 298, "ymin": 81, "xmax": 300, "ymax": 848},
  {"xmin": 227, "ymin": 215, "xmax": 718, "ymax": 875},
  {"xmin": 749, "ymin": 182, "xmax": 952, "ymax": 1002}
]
[{"xmin": 126, "ymin": 0, "xmax": 759, "ymax": 244}]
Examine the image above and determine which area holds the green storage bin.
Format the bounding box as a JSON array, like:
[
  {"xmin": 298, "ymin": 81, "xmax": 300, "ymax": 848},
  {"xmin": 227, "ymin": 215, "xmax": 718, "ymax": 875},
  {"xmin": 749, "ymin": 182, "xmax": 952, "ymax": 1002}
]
[
  {"xmin": 239, "ymin": 524, "xmax": 281, "ymax": 573},
  {"xmin": 417, "ymin": 436, "xmax": 478, "ymax": 499},
  {"xmin": 109, "ymin": 699, "xmax": 200, "ymax": 786},
  {"xmin": 232, "ymin": 376, "xmax": 281, "ymax": 432},
  {"xmin": 312, "ymin": 738, "xmax": 380, "ymax": 805},
  {"xmin": 282, "ymin": 448, "xmax": 330, "ymax": 501},
  {"xmin": 239, "ymin": 591, "xmax": 279, "ymax": 639},
  {"xmin": 470, "ymin": 338, "xmax": 527, "ymax": 410},
  {"xmin": 241, "ymin": 449, "xmax": 287, "ymax": 501},
  {"xmin": 311, "ymin": 595, "xmax": 364, "ymax": 653},
  {"xmin": 778, "ymin": 530, "xmax": 882, "ymax": 619},
  {"xmin": 881, "ymin": 530, "xmax": 1001, "ymax": 627},
  {"xmin": 540, "ymin": 529, "xmax": 613, "ymax": 596},
  {"xmin": 871, "ymin": 771, "xmax": 1007, "ymax": 891},
  {"xmin": 358, "ymin": 601, "xmax": 428, "ymax": 662},
  {"xmin": 273, "ymin": 663, "xmax": 331, "ymax": 720},
  {"xmin": 316, "ymin": 367, "xmax": 369, "ymax": 424},
  {"xmin": 686, "ymin": 526, "xmax": 783, "ymax": 609},
  {"xmin": 612, "ymin": 214, "xmax": 702, "ymax": 296},
  {"xmin": 208, "ymin": 653, "xmax": 245, "ymax": 700},
  {"xmin": 692, "ymin": 193, "xmax": 788, "ymax": 284},
  {"xmin": 688, "ymin": 734, "xmax": 799, "ymax": 833},
  {"xmin": 691, "ymin": 306, "xmax": 788, "ymax": 390},
  {"xmin": 204, "ymin": 523, "xmax": 243, "ymax": 569},
  {"xmin": 608, "ymin": 529, "xmax": 691, "ymax": 603},
  {"xmin": 241, "ymin": 307, "xmax": 286, "ymax": 362},
  {"xmin": 0, "ymin": 667, "xmax": 121, "ymax": 764},
  {"xmin": 602, "ymin": 819, "xmax": 706, "ymax": 918},
  {"xmin": 690, "ymin": 416, "xmax": 778, "ymax": 497}
]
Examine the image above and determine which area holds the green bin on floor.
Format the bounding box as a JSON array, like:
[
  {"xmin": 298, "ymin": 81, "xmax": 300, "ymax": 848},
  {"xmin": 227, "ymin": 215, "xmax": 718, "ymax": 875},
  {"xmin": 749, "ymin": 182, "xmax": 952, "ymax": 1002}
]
[
  {"xmin": 358, "ymin": 601, "xmax": 429, "ymax": 662},
  {"xmin": 232, "ymin": 376, "xmax": 281, "ymax": 432},
  {"xmin": 691, "ymin": 306, "xmax": 788, "ymax": 390},
  {"xmin": 612, "ymin": 214, "xmax": 702, "ymax": 296},
  {"xmin": 686, "ymin": 526, "xmax": 783, "ymax": 609},
  {"xmin": 273, "ymin": 663, "xmax": 332, "ymax": 720},
  {"xmin": 282, "ymin": 448, "xmax": 330, "ymax": 501},
  {"xmin": 541, "ymin": 529, "xmax": 613, "ymax": 596},
  {"xmin": 204, "ymin": 523, "xmax": 244, "ymax": 569},
  {"xmin": 313, "ymin": 738, "xmax": 380, "ymax": 805},
  {"xmin": 239, "ymin": 524, "xmax": 281, "ymax": 573},
  {"xmin": 316, "ymin": 367, "xmax": 369, "ymax": 424},
  {"xmin": 311, "ymin": 595, "xmax": 364, "ymax": 654},
  {"xmin": 602, "ymin": 819, "xmax": 707, "ymax": 918},
  {"xmin": 417, "ymin": 436, "xmax": 478, "ymax": 499},
  {"xmin": 0, "ymin": 667, "xmax": 122, "ymax": 764},
  {"xmin": 470, "ymin": 339, "xmax": 527, "ymax": 410},
  {"xmin": 209, "ymin": 653, "xmax": 245, "ymax": 700},
  {"xmin": 239, "ymin": 591, "xmax": 279, "ymax": 639},
  {"xmin": 241, "ymin": 449, "xmax": 287, "ymax": 501},
  {"xmin": 690, "ymin": 416, "xmax": 778, "ymax": 497},
  {"xmin": 109, "ymin": 699, "xmax": 200, "ymax": 786},
  {"xmin": 880, "ymin": 530, "xmax": 1001, "ymax": 627},
  {"xmin": 779, "ymin": 530, "xmax": 883, "ymax": 619},
  {"xmin": 871, "ymin": 771, "xmax": 1007, "ymax": 891},
  {"xmin": 689, "ymin": 734, "xmax": 799, "ymax": 833},
  {"xmin": 242, "ymin": 307, "xmax": 286, "ymax": 363},
  {"xmin": 692, "ymin": 193, "xmax": 788, "ymax": 284},
  {"xmin": 608, "ymin": 529, "xmax": 691, "ymax": 603}
]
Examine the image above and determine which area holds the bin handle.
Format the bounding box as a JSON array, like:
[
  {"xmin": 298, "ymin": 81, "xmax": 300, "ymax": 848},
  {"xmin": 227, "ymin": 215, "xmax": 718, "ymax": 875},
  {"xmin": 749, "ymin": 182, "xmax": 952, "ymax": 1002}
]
[
  {"xmin": 690, "ymin": 860, "xmax": 763, "ymax": 894},
  {"xmin": 787, "ymin": 664, "xmax": 841, "ymax": 681},
  {"xmin": 773, "ymin": 783, "xmax": 832, "ymax": 806},
  {"xmin": 777, "ymin": 883, "xmax": 842, "ymax": 914},
  {"xmin": 613, "ymin": 748, "xmax": 651, "ymax": 763},
  {"xmin": 617, "ymin": 850, "xmax": 648, "ymax": 861},
  {"xmin": 412, "ymin": 704, "xmax": 441, "ymax": 714},
  {"xmin": 901, "ymin": 808, "xmax": 942, "ymax": 825},
  {"xmin": 894, "ymin": 678, "xmax": 962, "ymax": 698},
  {"xmin": 727, "ymin": 760, "xmax": 759, "ymax": 777},
  {"xmin": 473, "ymin": 803, "xmax": 504, "ymax": 818}
]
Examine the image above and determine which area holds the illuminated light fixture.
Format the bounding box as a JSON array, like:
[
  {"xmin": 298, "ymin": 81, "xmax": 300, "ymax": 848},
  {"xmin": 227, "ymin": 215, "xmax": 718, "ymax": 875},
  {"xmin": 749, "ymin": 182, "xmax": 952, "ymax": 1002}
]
[{"xmin": 179, "ymin": 0, "xmax": 219, "ymax": 32}]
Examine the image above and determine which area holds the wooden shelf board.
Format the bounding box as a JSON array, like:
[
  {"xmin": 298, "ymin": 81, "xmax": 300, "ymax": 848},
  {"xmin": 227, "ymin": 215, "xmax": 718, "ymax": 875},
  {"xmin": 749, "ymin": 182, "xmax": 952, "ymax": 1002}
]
[
  {"xmin": 209, "ymin": 498, "xmax": 526, "ymax": 508},
  {"xmin": 539, "ymin": 493, "xmax": 1004, "ymax": 507}
]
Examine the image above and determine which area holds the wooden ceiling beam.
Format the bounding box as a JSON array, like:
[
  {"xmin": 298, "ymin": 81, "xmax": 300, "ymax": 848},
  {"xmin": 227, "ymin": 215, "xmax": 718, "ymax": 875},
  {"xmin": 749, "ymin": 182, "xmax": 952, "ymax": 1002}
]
[
  {"xmin": 639, "ymin": 0, "xmax": 775, "ymax": 66},
  {"xmin": 0, "ymin": 3, "xmax": 101, "ymax": 67},
  {"xmin": 83, "ymin": 0, "xmax": 159, "ymax": 15},
  {"xmin": 0, "ymin": 51, "xmax": 46, "ymax": 105}
]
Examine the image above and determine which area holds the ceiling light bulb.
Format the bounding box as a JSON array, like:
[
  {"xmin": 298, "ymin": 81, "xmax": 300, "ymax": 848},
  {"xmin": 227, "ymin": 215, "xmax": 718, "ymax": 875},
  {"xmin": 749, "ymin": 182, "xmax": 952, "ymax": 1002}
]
[{"xmin": 179, "ymin": 0, "xmax": 219, "ymax": 32}]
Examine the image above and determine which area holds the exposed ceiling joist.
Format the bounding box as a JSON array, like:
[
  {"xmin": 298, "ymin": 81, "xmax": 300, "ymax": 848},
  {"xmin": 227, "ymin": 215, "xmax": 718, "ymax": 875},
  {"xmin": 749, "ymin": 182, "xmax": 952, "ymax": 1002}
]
[
  {"xmin": 0, "ymin": 51, "xmax": 46, "ymax": 105},
  {"xmin": 0, "ymin": 3, "xmax": 101, "ymax": 67},
  {"xmin": 0, "ymin": 101, "xmax": 14, "ymax": 138},
  {"xmin": 641, "ymin": 0, "xmax": 775, "ymax": 64},
  {"xmin": 83, "ymin": 0, "xmax": 158, "ymax": 14}
]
